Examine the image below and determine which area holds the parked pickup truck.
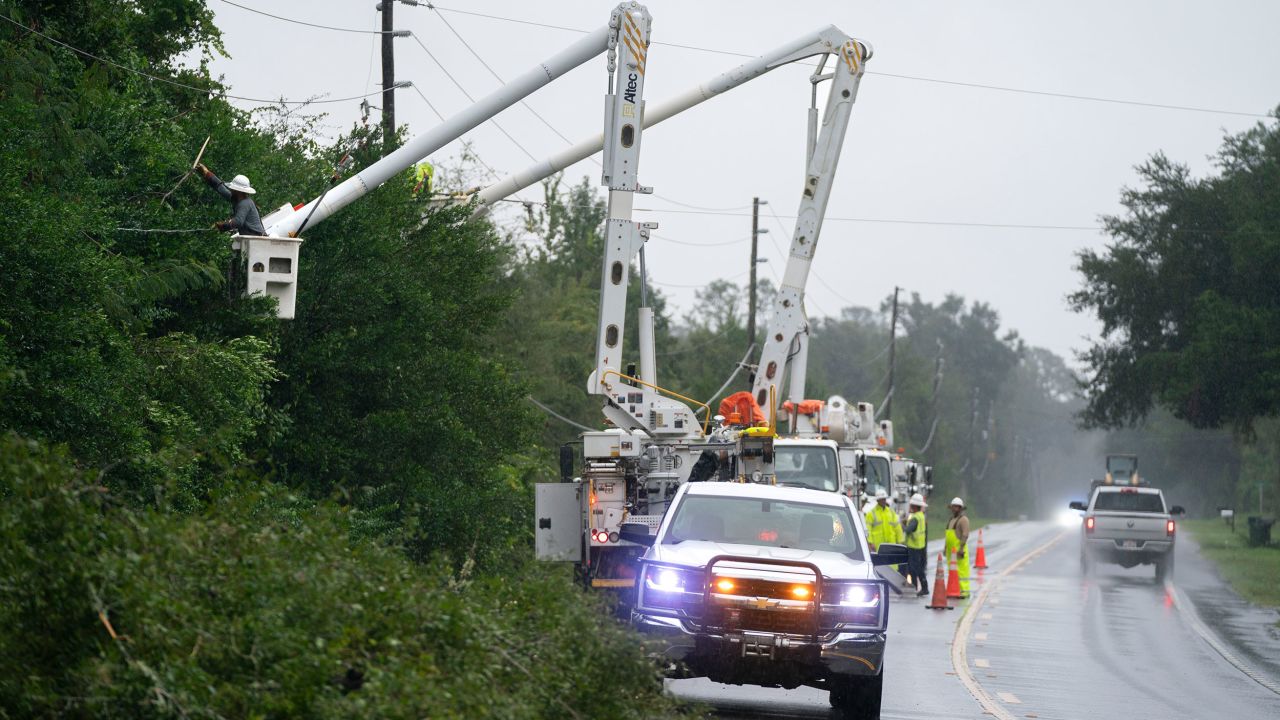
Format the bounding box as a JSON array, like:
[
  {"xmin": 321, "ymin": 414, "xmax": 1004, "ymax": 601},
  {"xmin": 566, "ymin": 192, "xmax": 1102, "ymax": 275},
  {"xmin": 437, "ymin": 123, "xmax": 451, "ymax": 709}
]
[
  {"xmin": 621, "ymin": 481, "xmax": 906, "ymax": 720},
  {"xmin": 1069, "ymin": 485, "xmax": 1185, "ymax": 581}
]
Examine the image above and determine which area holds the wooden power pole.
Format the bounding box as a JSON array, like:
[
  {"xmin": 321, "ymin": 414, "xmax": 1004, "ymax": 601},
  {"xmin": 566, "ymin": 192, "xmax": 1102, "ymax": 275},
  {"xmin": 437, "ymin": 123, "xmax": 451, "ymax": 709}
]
[
  {"xmin": 748, "ymin": 197, "xmax": 761, "ymax": 353},
  {"xmin": 380, "ymin": 0, "xmax": 396, "ymax": 153},
  {"xmin": 886, "ymin": 286, "xmax": 901, "ymax": 420}
]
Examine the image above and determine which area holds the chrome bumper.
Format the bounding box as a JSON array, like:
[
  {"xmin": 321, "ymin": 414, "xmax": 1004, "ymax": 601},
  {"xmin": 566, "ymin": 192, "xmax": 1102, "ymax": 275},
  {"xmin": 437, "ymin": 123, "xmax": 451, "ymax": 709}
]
[{"xmin": 633, "ymin": 612, "xmax": 886, "ymax": 679}]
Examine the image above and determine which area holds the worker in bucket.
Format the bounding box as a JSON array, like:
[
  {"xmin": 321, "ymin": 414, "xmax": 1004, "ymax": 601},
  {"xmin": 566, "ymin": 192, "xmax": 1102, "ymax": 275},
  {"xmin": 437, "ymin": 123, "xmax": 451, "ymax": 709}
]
[
  {"xmin": 945, "ymin": 497, "xmax": 971, "ymax": 596},
  {"xmin": 198, "ymin": 163, "xmax": 265, "ymax": 236},
  {"xmin": 904, "ymin": 493, "xmax": 929, "ymax": 596},
  {"xmin": 864, "ymin": 488, "xmax": 904, "ymax": 552}
]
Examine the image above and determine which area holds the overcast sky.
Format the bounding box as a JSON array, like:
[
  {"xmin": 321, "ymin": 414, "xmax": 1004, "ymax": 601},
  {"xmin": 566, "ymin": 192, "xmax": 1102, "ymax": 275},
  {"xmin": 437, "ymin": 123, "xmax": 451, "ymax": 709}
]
[{"xmin": 202, "ymin": 0, "xmax": 1280, "ymax": 363}]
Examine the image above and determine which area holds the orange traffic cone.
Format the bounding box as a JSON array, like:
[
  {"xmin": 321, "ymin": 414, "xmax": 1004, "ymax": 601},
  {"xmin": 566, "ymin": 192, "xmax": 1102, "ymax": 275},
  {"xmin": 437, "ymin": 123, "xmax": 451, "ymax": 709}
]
[
  {"xmin": 926, "ymin": 552, "xmax": 953, "ymax": 610},
  {"xmin": 946, "ymin": 549, "xmax": 966, "ymax": 599},
  {"xmin": 974, "ymin": 529, "xmax": 989, "ymax": 570}
]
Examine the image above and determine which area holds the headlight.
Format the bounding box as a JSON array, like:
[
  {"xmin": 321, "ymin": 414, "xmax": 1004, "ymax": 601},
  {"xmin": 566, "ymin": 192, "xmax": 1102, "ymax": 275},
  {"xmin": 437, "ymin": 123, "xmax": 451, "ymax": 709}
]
[
  {"xmin": 821, "ymin": 581, "xmax": 887, "ymax": 631},
  {"xmin": 837, "ymin": 583, "xmax": 880, "ymax": 608},
  {"xmin": 639, "ymin": 564, "xmax": 703, "ymax": 612}
]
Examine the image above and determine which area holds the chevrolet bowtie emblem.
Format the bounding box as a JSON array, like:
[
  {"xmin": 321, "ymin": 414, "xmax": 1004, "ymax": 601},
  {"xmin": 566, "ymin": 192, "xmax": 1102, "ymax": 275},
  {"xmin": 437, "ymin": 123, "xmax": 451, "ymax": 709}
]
[{"xmin": 753, "ymin": 597, "xmax": 774, "ymax": 609}]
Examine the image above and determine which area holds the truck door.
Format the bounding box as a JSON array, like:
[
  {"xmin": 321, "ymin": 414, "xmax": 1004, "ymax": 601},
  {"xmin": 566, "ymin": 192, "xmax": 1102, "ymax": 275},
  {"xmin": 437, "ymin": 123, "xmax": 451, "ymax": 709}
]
[{"xmin": 535, "ymin": 483, "xmax": 584, "ymax": 562}]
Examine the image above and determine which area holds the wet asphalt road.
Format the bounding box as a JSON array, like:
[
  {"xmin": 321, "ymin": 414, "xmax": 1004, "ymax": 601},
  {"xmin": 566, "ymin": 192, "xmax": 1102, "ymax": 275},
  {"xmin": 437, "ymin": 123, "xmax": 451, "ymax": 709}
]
[{"xmin": 667, "ymin": 520, "xmax": 1280, "ymax": 719}]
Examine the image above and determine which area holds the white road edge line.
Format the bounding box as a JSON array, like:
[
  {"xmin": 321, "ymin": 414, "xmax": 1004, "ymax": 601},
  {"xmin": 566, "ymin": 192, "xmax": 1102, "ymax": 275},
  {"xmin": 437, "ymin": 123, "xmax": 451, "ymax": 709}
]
[
  {"xmin": 951, "ymin": 529, "xmax": 1068, "ymax": 720},
  {"xmin": 1167, "ymin": 582, "xmax": 1280, "ymax": 696}
]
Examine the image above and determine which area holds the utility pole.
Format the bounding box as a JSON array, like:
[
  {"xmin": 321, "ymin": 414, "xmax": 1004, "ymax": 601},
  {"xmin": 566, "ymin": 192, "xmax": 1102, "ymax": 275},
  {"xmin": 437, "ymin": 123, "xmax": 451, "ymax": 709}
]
[
  {"xmin": 886, "ymin": 286, "xmax": 901, "ymax": 420},
  {"xmin": 964, "ymin": 386, "xmax": 979, "ymax": 498},
  {"xmin": 747, "ymin": 197, "xmax": 767, "ymax": 353},
  {"xmin": 380, "ymin": 0, "xmax": 396, "ymax": 154}
]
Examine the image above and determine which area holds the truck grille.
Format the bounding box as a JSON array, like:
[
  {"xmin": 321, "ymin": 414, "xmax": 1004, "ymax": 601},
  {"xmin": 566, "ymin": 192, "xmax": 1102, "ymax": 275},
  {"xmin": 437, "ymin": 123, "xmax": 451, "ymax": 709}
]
[{"xmin": 707, "ymin": 606, "xmax": 817, "ymax": 636}]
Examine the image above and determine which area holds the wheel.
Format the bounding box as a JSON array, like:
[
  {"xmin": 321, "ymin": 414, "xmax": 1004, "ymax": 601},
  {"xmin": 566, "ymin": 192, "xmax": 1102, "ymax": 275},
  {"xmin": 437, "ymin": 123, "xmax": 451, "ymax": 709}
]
[
  {"xmin": 830, "ymin": 671, "xmax": 883, "ymax": 719},
  {"xmin": 1155, "ymin": 553, "xmax": 1174, "ymax": 583}
]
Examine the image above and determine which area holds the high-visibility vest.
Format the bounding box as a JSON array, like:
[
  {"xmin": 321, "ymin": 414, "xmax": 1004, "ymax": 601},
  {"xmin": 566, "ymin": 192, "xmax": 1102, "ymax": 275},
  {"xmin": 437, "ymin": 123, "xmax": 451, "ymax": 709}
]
[
  {"xmin": 864, "ymin": 504, "xmax": 903, "ymax": 548},
  {"xmin": 412, "ymin": 161, "xmax": 434, "ymax": 196},
  {"xmin": 906, "ymin": 511, "xmax": 927, "ymax": 549}
]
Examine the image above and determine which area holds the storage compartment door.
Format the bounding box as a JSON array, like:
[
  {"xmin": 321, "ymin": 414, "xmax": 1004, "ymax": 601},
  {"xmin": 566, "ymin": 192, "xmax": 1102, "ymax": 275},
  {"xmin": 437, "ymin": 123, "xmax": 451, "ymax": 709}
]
[{"xmin": 535, "ymin": 483, "xmax": 583, "ymax": 562}]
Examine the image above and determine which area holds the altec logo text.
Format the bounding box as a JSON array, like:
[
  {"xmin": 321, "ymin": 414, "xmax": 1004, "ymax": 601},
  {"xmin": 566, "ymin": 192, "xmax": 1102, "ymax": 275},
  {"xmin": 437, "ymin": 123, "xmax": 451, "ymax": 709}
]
[{"xmin": 623, "ymin": 73, "xmax": 639, "ymax": 104}]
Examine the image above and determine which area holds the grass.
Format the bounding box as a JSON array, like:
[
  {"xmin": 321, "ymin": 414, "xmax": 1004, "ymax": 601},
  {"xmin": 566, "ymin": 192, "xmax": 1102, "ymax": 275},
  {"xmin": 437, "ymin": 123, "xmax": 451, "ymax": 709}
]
[{"xmin": 1184, "ymin": 518, "xmax": 1280, "ymax": 613}]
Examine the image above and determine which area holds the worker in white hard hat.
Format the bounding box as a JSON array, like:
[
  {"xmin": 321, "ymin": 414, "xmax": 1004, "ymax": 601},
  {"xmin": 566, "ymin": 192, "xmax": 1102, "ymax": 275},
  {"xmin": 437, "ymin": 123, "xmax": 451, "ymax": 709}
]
[
  {"xmin": 904, "ymin": 493, "xmax": 929, "ymax": 596},
  {"xmin": 199, "ymin": 163, "xmax": 265, "ymax": 235},
  {"xmin": 864, "ymin": 488, "xmax": 904, "ymax": 552},
  {"xmin": 946, "ymin": 496, "xmax": 971, "ymax": 596}
]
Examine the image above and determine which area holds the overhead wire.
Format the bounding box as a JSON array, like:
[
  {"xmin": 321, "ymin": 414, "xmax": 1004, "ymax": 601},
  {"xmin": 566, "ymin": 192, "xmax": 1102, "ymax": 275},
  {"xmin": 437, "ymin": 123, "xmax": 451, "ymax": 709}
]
[
  {"xmin": 425, "ymin": 3, "xmax": 1274, "ymax": 119},
  {"xmin": 527, "ymin": 396, "xmax": 594, "ymax": 432},
  {"xmin": 764, "ymin": 202, "xmax": 859, "ymax": 308},
  {"xmin": 217, "ymin": 0, "xmax": 403, "ymax": 34},
  {"xmin": 0, "ymin": 13, "xmax": 404, "ymax": 106}
]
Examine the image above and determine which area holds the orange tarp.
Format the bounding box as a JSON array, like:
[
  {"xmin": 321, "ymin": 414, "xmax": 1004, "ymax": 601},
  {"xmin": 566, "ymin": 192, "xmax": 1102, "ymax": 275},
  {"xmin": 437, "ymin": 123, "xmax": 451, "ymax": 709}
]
[
  {"xmin": 782, "ymin": 399, "xmax": 825, "ymax": 415},
  {"xmin": 719, "ymin": 391, "xmax": 766, "ymax": 426}
]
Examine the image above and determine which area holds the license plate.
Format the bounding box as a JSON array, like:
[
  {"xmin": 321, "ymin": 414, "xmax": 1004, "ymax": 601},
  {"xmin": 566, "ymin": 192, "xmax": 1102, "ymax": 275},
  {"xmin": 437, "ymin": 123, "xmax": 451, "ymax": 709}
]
[{"xmin": 1122, "ymin": 540, "xmax": 1138, "ymax": 548}]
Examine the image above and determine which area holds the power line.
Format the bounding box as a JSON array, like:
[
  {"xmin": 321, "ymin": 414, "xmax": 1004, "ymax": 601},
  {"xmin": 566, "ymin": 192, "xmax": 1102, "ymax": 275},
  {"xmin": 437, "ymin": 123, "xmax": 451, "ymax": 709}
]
[
  {"xmin": 650, "ymin": 233, "xmax": 750, "ymax": 248},
  {"xmin": 643, "ymin": 204, "xmax": 1107, "ymax": 232},
  {"xmin": 217, "ymin": 0, "xmax": 399, "ymax": 34},
  {"xmin": 764, "ymin": 203, "xmax": 858, "ymax": 307},
  {"xmin": 403, "ymin": 32, "xmax": 539, "ymax": 164},
  {"xmin": 425, "ymin": 3, "xmax": 1273, "ymax": 120},
  {"xmin": 1, "ymin": 13, "xmax": 399, "ymax": 106},
  {"xmin": 527, "ymin": 396, "xmax": 593, "ymax": 432}
]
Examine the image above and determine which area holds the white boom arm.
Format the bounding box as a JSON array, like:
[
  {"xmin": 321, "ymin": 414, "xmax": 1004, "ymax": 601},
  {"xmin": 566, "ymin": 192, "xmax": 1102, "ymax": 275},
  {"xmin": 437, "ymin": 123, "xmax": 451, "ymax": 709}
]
[
  {"xmin": 585, "ymin": 4, "xmax": 703, "ymax": 438},
  {"xmin": 262, "ymin": 4, "xmax": 649, "ymax": 238},
  {"xmin": 472, "ymin": 27, "xmax": 864, "ymax": 209},
  {"xmin": 751, "ymin": 40, "xmax": 870, "ymax": 420}
]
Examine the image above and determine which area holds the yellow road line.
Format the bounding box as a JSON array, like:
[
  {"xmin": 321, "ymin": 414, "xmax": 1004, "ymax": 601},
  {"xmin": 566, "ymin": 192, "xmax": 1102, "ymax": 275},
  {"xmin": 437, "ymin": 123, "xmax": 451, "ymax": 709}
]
[{"xmin": 951, "ymin": 529, "xmax": 1067, "ymax": 720}]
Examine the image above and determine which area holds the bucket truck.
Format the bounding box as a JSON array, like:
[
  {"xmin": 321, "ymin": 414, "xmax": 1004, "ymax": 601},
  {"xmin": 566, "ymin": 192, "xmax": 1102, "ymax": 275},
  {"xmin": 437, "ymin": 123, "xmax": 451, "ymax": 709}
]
[{"xmin": 531, "ymin": 28, "xmax": 873, "ymax": 591}]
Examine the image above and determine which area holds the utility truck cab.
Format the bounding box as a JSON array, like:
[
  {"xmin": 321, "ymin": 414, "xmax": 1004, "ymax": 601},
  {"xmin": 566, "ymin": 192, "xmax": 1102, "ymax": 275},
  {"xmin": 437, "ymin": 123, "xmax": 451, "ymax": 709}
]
[
  {"xmin": 774, "ymin": 439, "xmax": 842, "ymax": 493},
  {"xmin": 622, "ymin": 482, "xmax": 903, "ymax": 719}
]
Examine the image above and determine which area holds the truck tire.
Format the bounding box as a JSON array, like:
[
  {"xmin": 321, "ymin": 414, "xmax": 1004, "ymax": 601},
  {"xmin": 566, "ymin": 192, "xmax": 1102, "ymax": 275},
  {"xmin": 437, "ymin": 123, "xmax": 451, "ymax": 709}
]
[{"xmin": 829, "ymin": 671, "xmax": 883, "ymax": 719}]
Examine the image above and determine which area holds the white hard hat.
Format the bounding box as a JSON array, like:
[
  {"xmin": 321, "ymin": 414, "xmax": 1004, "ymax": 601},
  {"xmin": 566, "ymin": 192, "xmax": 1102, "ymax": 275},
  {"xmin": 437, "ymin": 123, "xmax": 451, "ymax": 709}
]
[
  {"xmin": 909, "ymin": 493, "xmax": 927, "ymax": 507},
  {"xmin": 950, "ymin": 496, "xmax": 965, "ymax": 508},
  {"xmin": 226, "ymin": 174, "xmax": 256, "ymax": 194},
  {"xmin": 874, "ymin": 488, "xmax": 889, "ymax": 500}
]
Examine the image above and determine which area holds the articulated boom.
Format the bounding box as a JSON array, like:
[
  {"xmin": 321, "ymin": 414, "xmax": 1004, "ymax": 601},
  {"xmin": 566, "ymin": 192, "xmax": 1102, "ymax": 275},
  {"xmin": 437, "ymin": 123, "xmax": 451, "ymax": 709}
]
[
  {"xmin": 588, "ymin": 5, "xmax": 702, "ymax": 439},
  {"xmin": 751, "ymin": 39, "xmax": 870, "ymax": 416}
]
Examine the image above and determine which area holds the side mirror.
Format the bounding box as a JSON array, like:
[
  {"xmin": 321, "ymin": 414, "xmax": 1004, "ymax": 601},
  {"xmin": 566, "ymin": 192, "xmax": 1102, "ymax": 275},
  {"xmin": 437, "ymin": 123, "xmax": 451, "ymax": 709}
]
[
  {"xmin": 1068, "ymin": 501, "xmax": 1086, "ymax": 511},
  {"xmin": 1169, "ymin": 505, "xmax": 1185, "ymax": 516},
  {"xmin": 857, "ymin": 454, "xmax": 866, "ymax": 478},
  {"xmin": 619, "ymin": 522, "xmax": 654, "ymax": 547},
  {"xmin": 871, "ymin": 543, "xmax": 908, "ymax": 567}
]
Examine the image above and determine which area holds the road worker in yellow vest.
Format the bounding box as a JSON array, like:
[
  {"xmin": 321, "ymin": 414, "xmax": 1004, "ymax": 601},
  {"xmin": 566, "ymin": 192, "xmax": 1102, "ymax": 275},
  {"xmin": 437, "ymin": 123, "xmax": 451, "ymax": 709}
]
[
  {"xmin": 946, "ymin": 496, "xmax": 971, "ymax": 596},
  {"xmin": 904, "ymin": 493, "xmax": 929, "ymax": 597},
  {"xmin": 864, "ymin": 488, "xmax": 904, "ymax": 551}
]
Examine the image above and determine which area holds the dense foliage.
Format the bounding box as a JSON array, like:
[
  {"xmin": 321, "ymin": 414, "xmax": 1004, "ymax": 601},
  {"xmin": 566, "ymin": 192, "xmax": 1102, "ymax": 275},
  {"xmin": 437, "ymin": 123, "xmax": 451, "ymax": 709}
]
[
  {"xmin": 1072, "ymin": 114, "xmax": 1280, "ymax": 431},
  {"xmin": 0, "ymin": 435, "xmax": 680, "ymax": 719},
  {"xmin": 0, "ymin": 1, "xmax": 686, "ymax": 716}
]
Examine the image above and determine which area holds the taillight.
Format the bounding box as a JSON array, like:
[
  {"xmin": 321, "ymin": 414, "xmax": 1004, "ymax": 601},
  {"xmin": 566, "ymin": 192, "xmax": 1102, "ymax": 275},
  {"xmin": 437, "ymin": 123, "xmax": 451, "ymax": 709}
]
[
  {"xmin": 1167, "ymin": 519, "xmax": 1175, "ymax": 536},
  {"xmin": 1085, "ymin": 516, "xmax": 1095, "ymax": 533}
]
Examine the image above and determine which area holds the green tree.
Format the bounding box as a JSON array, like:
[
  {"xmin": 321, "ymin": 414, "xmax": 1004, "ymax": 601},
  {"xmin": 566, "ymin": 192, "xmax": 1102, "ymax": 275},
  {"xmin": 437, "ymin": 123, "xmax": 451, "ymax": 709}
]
[{"xmin": 1072, "ymin": 114, "xmax": 1280, "ymax": 430}]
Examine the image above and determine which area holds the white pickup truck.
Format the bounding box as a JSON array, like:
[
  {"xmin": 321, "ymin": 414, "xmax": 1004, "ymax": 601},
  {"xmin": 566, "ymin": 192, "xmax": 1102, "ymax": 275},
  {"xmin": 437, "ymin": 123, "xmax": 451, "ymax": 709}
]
[{"xmin": 1069, "ymin": 485, "xmax": 1185, "ymax": 581}]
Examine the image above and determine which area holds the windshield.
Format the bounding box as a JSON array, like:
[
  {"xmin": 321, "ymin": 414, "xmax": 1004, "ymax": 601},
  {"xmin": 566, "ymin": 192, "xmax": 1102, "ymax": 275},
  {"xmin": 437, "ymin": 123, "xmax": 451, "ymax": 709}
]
[
  {"xmin": 1093, "ymin": 491, "xmax": 1164, "ymax": 513},
  {"xmin": 774, "ymin": 445, "xmax": 840, "ymax": 492},
  {"xmin": 862, "ymin": 455, "xmax": 891, "ymax": 490},
  {"xmin": 663, "ymin": 494, "xmax": 864, "ymax": 558}
]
